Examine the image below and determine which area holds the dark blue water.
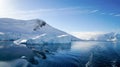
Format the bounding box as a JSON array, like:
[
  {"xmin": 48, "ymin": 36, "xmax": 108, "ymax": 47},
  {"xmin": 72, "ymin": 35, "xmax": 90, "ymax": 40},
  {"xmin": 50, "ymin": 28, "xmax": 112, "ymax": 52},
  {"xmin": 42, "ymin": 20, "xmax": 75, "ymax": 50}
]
[{"xmin": 0, "ymin": 41, "xmax": 120, "ymax": 67}]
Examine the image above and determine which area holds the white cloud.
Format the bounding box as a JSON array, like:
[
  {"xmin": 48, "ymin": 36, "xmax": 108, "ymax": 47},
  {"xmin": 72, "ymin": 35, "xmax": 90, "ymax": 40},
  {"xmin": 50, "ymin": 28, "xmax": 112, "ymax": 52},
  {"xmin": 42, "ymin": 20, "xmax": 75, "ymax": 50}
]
[
  {"xmin": 0, "ymin": 7, "xmax": 100, "ymax": 19},
  {"xmin": 90, "ymin": 10, "xmax": 99, "ymax": 13},
  {"xmin": 100, "ymin": 12, "xmax": 120, "ymax": 17},
  {"xmin": 114, "ymin": 14, "xmax": 120, "ymax": 16},
  {"xmin": 70, "ymin": 32, "xmax": 105, "ymax": 40}
]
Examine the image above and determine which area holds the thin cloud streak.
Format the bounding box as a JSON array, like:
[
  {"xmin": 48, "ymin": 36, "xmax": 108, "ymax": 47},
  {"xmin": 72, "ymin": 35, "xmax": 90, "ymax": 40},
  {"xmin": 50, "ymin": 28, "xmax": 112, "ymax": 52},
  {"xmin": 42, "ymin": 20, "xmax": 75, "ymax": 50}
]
[
  {"xmin": 114, "ymin": 14, "xmax": 120, "ymax": 16},
  {"xmin": 0, "ymin": 7, "xmax": 100, "ymax": 19},
  {"xmin": 1, "ymin": 6, "xmax": 119, "ymax": 19},
  {"xmin": 90, "ymin": 10, "xmax": 99, "ymax": 13}
]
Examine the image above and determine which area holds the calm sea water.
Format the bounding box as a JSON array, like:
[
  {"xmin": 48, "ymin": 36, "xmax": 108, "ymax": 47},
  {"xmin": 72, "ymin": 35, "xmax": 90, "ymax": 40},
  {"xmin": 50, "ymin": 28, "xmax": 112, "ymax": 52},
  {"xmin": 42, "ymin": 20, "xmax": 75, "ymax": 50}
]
[{"xmin": 0, "ymin": 41, "xmax": 120, "ymax": 67}]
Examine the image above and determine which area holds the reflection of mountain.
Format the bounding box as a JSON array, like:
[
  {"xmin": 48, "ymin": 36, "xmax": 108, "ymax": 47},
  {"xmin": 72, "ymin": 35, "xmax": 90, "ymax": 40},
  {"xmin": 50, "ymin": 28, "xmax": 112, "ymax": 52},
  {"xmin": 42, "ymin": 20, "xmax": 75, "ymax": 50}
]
[
  {"xmin": 0, "ymin": 41, "xmax": 72, "ymax": 67},
  {"xmin": 0, "ymin": 18, "xmax": 80, "ymax": 44},
  {"xmin": 1, "ymin": 41, "xmax": 120, "ymax": 67},
  {"xmin": 0, "ymin": 41, "xmax": 71, "ymax": 54},
  {"xmin": 0, "ymin": 41, "xmax": 39, "ymax": 65},
  {"xmin": 32, "ymin": 41, "xmax": 120, "ymax": 67},
  {"xmin": 27, "ymin": 43, "xmax": 71, "ymax": 52}
]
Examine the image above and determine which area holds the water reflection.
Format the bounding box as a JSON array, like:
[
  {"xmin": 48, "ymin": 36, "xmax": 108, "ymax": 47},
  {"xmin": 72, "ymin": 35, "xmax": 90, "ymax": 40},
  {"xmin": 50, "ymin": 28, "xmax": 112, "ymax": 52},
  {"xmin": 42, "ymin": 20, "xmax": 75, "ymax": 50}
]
[
  {"xmin": 1, "ymin": 41, "xmax": 120, "ymax": 67},
  {"xmin": 26, "ymin": 43, "xmax": 71, "ymax": 53},
  {"xmin": 71, "ymin": 41, "xmax": 98, "ymax": 51}
]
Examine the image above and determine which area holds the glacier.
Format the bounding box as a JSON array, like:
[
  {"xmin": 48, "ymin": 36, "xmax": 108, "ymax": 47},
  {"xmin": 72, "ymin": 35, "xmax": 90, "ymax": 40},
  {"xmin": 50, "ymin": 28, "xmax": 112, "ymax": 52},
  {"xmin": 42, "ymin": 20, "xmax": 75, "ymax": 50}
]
[{"xmin": 0, "ymin": 18, "xmax": 80, "ymax": 45}]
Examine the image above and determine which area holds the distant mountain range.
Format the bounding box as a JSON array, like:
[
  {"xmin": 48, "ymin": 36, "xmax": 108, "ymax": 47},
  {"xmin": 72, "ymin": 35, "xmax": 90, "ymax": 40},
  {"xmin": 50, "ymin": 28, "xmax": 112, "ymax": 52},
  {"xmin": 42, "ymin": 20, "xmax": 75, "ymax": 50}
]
[{"xmin": 80, "ymin": 32, "xmax": 120, "ymax": 42}]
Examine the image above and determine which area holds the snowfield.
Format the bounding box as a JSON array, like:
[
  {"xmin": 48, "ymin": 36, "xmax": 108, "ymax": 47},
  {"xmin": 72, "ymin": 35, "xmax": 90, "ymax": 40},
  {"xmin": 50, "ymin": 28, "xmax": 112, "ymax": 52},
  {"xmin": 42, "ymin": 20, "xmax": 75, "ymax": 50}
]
[{"xmin": 0, "ymin": 18, "xmax": 80, "ymax": 44}]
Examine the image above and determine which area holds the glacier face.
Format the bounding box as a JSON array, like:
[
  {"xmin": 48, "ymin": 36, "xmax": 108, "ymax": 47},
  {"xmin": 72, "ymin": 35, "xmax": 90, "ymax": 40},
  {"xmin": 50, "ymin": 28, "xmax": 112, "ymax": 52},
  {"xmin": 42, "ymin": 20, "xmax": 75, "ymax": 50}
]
[
  {"xmin": 26, "ymin": 34, "xmax": 72, "ymax": 44},
  {"xmin": 0, "ymin": 18, "xmax": 79, "ymax": 44}
]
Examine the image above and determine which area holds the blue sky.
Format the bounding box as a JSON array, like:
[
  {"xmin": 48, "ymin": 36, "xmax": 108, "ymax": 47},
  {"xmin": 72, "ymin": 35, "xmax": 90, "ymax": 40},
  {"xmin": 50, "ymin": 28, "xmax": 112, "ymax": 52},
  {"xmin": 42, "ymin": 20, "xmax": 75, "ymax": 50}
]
[{"xmin": 0, "ymin": 0, "xmax": 120, "ymax": 33}]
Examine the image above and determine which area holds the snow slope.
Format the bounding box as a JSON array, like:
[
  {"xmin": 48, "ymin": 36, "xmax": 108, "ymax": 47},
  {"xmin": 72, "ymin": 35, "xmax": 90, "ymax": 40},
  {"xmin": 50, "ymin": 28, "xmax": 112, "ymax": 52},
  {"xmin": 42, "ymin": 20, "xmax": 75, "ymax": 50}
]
[{"xmin": 0, "ymin": 18, "xmax": 80, "ymax": 44}]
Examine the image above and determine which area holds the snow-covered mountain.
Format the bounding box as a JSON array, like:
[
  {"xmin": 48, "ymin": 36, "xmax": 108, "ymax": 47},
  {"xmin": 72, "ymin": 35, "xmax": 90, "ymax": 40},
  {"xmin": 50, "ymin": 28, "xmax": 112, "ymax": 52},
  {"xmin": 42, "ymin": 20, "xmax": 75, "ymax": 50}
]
[
  {"xmin": 81, "ymin": 32, "xmax": 120, "ymax": 42},
  {"xmin": 0, "ymin": 18, "xmax": 80, "ymax": 44}
]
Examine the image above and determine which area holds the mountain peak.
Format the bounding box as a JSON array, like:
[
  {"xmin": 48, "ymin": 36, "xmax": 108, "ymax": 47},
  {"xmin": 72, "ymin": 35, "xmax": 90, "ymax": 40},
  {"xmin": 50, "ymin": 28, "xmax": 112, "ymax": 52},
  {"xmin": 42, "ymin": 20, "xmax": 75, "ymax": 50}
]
[{"xmin": 0, "ymin": 18, "xmax": 80, "ymax": 44}]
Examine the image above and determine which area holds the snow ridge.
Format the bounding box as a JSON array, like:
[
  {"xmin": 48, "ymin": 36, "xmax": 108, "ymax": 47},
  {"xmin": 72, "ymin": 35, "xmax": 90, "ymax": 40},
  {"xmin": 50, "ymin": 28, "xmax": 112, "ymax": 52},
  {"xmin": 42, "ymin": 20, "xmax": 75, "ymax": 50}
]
[{"xmin": 0, "ymin": 18, "xmax": 80, "ymax": 44}]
